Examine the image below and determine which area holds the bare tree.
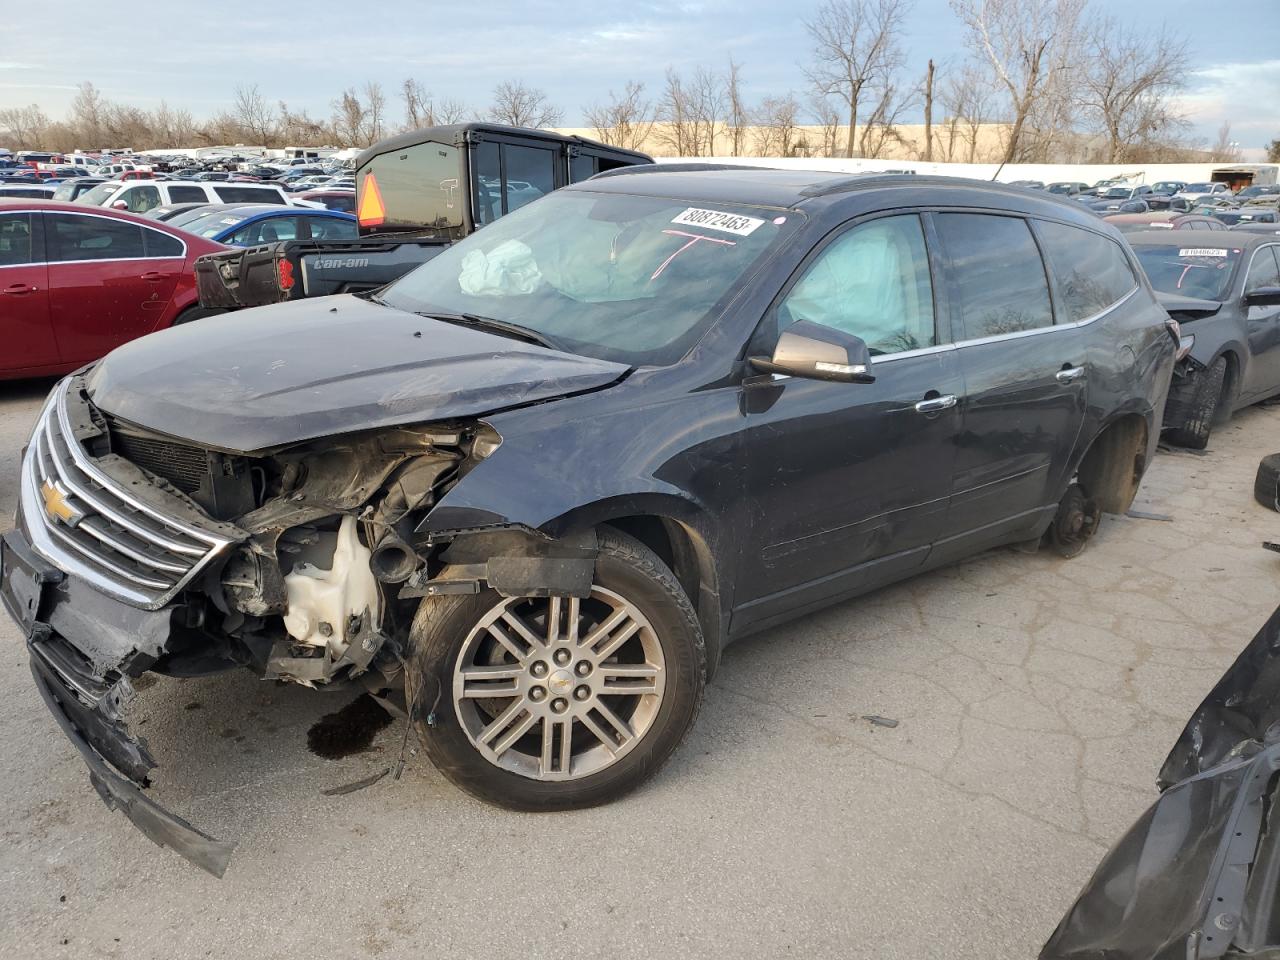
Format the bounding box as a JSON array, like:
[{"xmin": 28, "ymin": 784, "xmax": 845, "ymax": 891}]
[
  {"xmin": 402, "ymin": 78, "xmax": 434, "ymax": 129},
  {"xmin": 233, "ymin": 84, "xmax": 278, "ymax": 146},
  {"xmin": 1080, "ymin": 19, "xmax": 1188, "ymax": 163},
  {"xmin": 724, "ymin": 59, "xmax": 750, "ymax": 156},
  {"xmin": 754, "ymin": 94, "xmax": 803, "ymax": 156},
  {"xmin": 278, "ymin": 102, "xmax": 330, "ymax": 146},
  {"xmin": 809, "ymin": 95, "xmax": 844, "ymax": 157},
  {"xmin": 1211, "ymin": 121, "xmax": 1241, "ymax": 162},
  {"xmin": 0, "ymin": 104, "xmax": 49, "ymax": 150},
  {"xmin": 938, "ymin": 61, "xmax": 995, "ymax": 162},
  {"xmin": 488, "ymin": 80, "xmax": 563, "ymax": 128},
  {"xmin": 362, "ymin": 81, "xmax": 387, "ymax": 144},
  {"xmin": 436, "ymin": 98, "xmax": 470, "ymax": 124},
  {"xmin": 950, "ymin": 0, "xmax": 1085, "ymax": 165},
  {"xmin": 331, "ymin": 88, "xmax": 368, "ymax": 146},
  {"xmin": 655, "ymin": 69, "xmax": 696, "ymax": 155},
  {"xmin": 858, "ymin": 82, "xmax": 914, "ymax": 158},
  {"xmin": 803, "ymin": 0, "xmax": 911, "ymax": 158},
  {"xmin": 584, "ymin": 81, "xmax": 654, "ymax": 151},
  {"xmin": 149, "ymin": 101, "xmax": 197, "ymax": 146},
  {"xmin": 688, "ymin": 67, "xmax": 726, "ymax": 155},
  {"xmin": 69, "ymin": 82, "xmax": 107, "ymax": 148}
]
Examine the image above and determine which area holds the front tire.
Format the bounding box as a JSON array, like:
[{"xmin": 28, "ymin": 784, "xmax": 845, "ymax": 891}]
[
  {"xmin": 1165, "ymin": 357, "xmax": 1228, "ymax": 450},
  {"xmin": 406, "ymin": 529, "xmax": 706, "ymax": 810},
  {"xmin": 171, "ymin": 305, "xmax": 225, "ymax": 326}
]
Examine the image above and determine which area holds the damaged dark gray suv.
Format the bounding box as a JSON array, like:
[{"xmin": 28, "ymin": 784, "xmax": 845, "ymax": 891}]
[{"xmin": 1, "ymin": 168, "xmax": 1177, "ymax": 875}]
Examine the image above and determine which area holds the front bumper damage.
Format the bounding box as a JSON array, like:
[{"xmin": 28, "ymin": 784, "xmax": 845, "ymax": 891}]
[
  {"xmin": 1042, "ymin": 602, "xmax": 1280, "ymax": 959},
  {"xmin": 1, "ymin": 528, "xmax": 235, "ymax": 878}
]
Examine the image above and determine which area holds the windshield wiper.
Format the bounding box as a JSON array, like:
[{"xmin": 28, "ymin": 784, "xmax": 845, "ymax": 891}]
[{"xmin": 416, "ymin": 312, "xmax": 562, "ymax": 351}]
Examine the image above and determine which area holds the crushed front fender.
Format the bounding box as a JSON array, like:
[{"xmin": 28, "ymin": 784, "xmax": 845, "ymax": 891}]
[{"xmin": 1042, "ymin": 603, "xmax": 1280, "ymax": 959}]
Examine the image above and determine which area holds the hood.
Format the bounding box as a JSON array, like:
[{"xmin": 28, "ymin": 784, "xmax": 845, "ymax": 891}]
[
  {"xmin": 1156, "ymin": 291, "xmax": 1222, "ymax": 320},
  {"xmin": 86, "ymin": 295, "xmax": 630, "ymax": 453}
]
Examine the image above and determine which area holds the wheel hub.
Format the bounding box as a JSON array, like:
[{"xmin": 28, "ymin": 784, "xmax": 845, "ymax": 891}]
[{"xmin": 452, "ymin": 588, "xmax": 667, "ymax": 782}]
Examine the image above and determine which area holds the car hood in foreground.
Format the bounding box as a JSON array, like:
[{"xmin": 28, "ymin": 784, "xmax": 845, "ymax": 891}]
[
  {"xmin": 86, "ymin": 295, "xmax": 630, "ymax": 453},
  {"xmin": 1155, "ymin": 291, "xmax": 1223, "ymax": 319},
  {"xmin": 1042, "ymin": 601, "xmax": 1280, "ymax": 959}
]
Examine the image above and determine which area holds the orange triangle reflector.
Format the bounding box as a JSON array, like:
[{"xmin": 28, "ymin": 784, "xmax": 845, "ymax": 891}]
[{"xmin": 358, "ymin": 172, "xmax": 386, "ymax": 227}]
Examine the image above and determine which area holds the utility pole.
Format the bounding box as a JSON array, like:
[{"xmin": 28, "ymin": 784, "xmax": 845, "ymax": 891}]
[{"xmin": 923, "ymin": 59, "xmax": 935, "ymax": 162}]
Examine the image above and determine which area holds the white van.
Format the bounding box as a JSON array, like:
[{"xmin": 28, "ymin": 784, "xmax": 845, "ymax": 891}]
[{"xmin": 76, "ymin": 179, "xmax": 290, "ymax": 214}]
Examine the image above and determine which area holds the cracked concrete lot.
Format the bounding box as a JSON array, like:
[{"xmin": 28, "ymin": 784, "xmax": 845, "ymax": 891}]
[{"xmin": 1, "ymin": 375, "xmax": 1277, "ymax": 960}]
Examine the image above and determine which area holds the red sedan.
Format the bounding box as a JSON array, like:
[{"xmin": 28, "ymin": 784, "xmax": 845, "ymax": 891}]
[{"xmin": 0, "ymin": 199, "xmax": 225, "ymax": 379}]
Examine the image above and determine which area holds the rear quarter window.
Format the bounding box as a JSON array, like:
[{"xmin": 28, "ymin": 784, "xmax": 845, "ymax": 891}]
[
  {"xmin": 213, "ymin": 186, "xmax": 285, "ymax": 204},
  {"xmin": 1036, "ymin": 221, "xmax": 1137, "ymax": 322},
  {"xmin": 143, "ymin": 228, "xmax": 184, "ymax": 258},
  {"xmin": 167, "ymin": 185, "xmax": 209, "ymax": 204}
]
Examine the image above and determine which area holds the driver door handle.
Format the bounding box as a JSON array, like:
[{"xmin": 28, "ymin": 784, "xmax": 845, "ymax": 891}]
[
  {"xmin": 1056, "ymin": 365, "xmax": 1086, "ymax": 384},
  {"xmin": 914, "ymin": 394, "xmax": 957, "ymax": 413},
  {"xmin": 2, "ymin": 282, "xmax": 36, "ymax": 295}
]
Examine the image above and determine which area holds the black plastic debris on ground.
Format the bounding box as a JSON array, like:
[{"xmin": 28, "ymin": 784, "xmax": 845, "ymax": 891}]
[{"xmin": 307, "ymin": 694, "xmax": 394, "ymax": 760}]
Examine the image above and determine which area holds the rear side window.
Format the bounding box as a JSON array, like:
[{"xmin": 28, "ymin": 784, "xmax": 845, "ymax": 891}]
[
  {"xmin": 167, "ymin": 185, "xmax": 208, "ymax": 203},
  {"xmin": 1036, "ymin": 221, "xmax": 1137, "ymax": 322},
  {"xmin": 935, "ymin": 213, "xmax": 1054, "ymax": 338},
  {"xmin": 0, "ymin": 212, "xmax": 34, "ymax": 266},
  {"xmin": 471, "ymin": 140, "xmax": 558, "ymax": 224},
  {"xmin": 46, "ymin": 213, "xmax": 146, "ymax": 261},
  {"xmin": 143, "ymin": 228, "xmax": 184, "ymax": 258},
  {"xmin": 213, "ymin": 186, "xmax": 285, "ymax": 204}
]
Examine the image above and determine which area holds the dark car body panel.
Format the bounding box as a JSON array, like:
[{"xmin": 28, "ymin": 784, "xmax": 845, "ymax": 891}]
[
  {"xmin": 1134, "ymin": 231, "xmax": 1280, "ymax": 415},
  {"xmin": 1043, "ymin": 602, "xmax": 1280, "ymax": 960},
  {"xmin": 3, "ymin": 170, "xmax": 1176, "ymax": 872},
  {"xmin": 85, "ymin": 294, "xmax": 631, "ymax": 453}
]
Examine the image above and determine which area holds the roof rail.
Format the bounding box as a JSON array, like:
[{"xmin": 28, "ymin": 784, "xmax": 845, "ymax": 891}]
[
  {"xmin": 798, "ymin": 173, "xmax": 906, "ymax": 197},
  {"xmin": 589, "ymin": 162, "xmax": 773, "ymax": 180}
]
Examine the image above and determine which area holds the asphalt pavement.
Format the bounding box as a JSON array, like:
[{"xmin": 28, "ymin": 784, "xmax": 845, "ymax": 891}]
[{"xmin": 1, "ymin": 375, "xmax": 1277, "ymax": 959}]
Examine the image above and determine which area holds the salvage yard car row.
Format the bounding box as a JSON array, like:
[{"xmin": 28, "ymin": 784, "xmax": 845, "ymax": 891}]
[{"xmin": 0, "ymin": 123, "xmax": 1274, "ymax": 894}]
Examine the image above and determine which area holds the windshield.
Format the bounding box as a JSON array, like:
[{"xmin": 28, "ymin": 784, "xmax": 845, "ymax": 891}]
[
  {"xmin": 52, "ymin": 180, "xmax": 81, "ymax": 201},
  {"xmin": 78, "ymin": 181, "xmax": 119, "ymax": 205},
  {"xmin": 379, "ymin": 190, "xmax": 794, "ymax": 365},
  {"xmin": 1186, "ymin": 183, "xmax": 1215, "ymax": 192},
  {"xmin": 1132, "ymin": 243, "xmax": 1242, "ymax": 301},
  {"xmin": 1103, "ymin": 187, "xmax": 1131, "ymax": 199}
]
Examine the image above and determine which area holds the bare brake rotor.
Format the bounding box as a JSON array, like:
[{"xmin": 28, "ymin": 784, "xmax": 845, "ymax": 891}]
[{"xmin": 1048, "ymin": 483, "xmax": 1101, "ymax": 558}]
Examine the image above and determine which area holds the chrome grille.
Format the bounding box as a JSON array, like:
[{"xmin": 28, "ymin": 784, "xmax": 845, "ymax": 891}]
[{"xmin": 20, "ymin": 384, "xmax": 237, "ymax": 609}]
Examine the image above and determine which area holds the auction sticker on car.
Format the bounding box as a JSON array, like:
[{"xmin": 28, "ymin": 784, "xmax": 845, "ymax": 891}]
[
  {"xmin": 671, "ymin": 208, "xmax": 765, "ymax": 236},
  {"xmin": 1178, "ymin": 248, "xmax": 1228, "ymax": 257}
]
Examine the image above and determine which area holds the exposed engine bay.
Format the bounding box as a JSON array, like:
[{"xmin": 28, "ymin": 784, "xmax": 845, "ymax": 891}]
[{"xmin": 104, "ymin": 399, "xmax": 502, "ymax": 690}]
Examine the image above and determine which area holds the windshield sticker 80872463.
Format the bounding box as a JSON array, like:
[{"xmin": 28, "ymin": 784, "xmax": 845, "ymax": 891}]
[{"xmin": 671, "ymin": 208, "xmax": 765, "ymax": 236}]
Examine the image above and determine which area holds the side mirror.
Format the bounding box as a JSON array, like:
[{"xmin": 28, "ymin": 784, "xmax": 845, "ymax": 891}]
[
  {"xmin": 1246, "ymin": 286, "xmax": 1280, "ymax": 308},
  {"xmin": 749, "ymin": 319, "xmax": 876, "ymax": 384},
  {"xmin": 110, "ymin": 200, "xmax": 127, "ymax": 210}
]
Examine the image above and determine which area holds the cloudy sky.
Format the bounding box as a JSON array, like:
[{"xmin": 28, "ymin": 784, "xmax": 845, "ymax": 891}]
[{"xmin": 0, "ymin": 0, "xmax": 1276, "ymax": 154}]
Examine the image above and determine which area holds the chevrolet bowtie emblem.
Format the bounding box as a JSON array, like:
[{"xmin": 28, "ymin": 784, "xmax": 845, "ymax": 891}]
[{"xmin": 40, "ymin": 480, "xmax": 83, "ymax": 526}]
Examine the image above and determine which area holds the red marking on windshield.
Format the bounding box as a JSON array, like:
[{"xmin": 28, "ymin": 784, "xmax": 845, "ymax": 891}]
[{"xmin": 651, "ymin": 229, "xmax": 736, "ymax": 281}]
